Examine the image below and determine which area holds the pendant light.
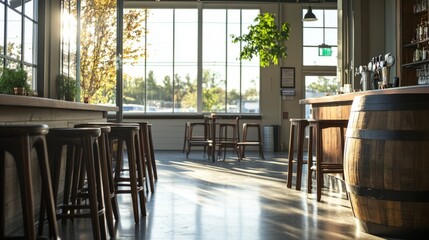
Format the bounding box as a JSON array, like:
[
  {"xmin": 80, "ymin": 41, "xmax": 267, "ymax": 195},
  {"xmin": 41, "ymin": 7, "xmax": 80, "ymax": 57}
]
[{"xmin": 303, "ymin": 6, "xmax": 317, "ymax": 21}]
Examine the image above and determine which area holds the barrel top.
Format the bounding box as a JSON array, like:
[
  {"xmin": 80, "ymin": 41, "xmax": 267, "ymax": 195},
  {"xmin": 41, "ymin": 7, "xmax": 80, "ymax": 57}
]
[{"xmin": 352, "ymin": 93, "xmax": 429, "ymax": 111}]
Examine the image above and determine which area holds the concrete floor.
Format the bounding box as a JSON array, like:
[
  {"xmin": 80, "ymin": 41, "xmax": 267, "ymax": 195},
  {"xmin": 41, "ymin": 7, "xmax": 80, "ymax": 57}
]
[{"xmin": 53, "ymin": 150, "xmax": 395, "ymax": 240}]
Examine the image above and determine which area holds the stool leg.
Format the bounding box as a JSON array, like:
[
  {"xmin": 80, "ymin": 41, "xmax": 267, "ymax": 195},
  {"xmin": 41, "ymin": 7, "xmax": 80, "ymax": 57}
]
[
  {"xmin": 133, "ymin": 135, "xmax": 147, "ymax": 218},
  {"xmin": 182, "ymin": 122, "xmax": 188, "ymax": 153},
  {"xmin": 84, "ymin": 137, "xmax": 105, "ymax": 240},
  {"xmin": 140, "ymin": 126, "xmax": 154, "ymax": 193},
  {"xmin": 39, "ymin": 139, "xmax": 66, "ymax": 235},
  {"xmin": 98, "ymin": 134, "xmax": 115, "ymax": 237},
  {"xmin": 35, "ymin": 137, "xmax": 59, "ymax": 238},
  {"xmin": 14, "ymin": 138, "xmax": 37, "ymax": 239},
  {"xmin": 64, "ymin": 146, "xmax": 78, "ymax": 224},
  {"xmin": 148, "ymin": 125, "xmax": 158, "ymax": 180},
  {"xmin": 257, "ymin": 126, "xmax": 265, "ymax": 160},
  {"xmin": 307, "ymin": 125, "xmax": 314, "ymax": 194},
  {"xmin": 296, "ymin": 125, "xmax": 305, "ymax": 190},
  {"xmin": 287, "ymin": 124, "xmax": 295, "ymax": 189},
  {"xmin": 104, "ymin": 134, "xmax": 119, "ymax": 220},
  {"xmin": 241, "ymin": 125, "xmax": 248, "ymax": 158},
  {"xmin": 123, "ymin": 136, "xmax": 144, "ymax": 223},
  {"xmin": 316, "ymin": 125, "xmax": 323, "ymax": 202}
]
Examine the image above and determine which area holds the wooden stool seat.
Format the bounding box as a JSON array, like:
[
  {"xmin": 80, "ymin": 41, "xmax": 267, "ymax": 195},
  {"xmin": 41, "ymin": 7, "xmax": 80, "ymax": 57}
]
[
  {"xmin": 237, "ymin": 123, "xmax": 265, "ymax": 160},
  {"xmin": 46, "ymin": 127, "xmax": 107, "ymax": 239},
  {"xmin": 286, "ymin": 118, "xmax": 309, "ymax": 190},
  {"xmin": 0, "ymin": 124, "xmax": 59, "ymax": 239},
  {"xmin": 307, "ymin": 119, "xmax": 348, "ymax": 202}
]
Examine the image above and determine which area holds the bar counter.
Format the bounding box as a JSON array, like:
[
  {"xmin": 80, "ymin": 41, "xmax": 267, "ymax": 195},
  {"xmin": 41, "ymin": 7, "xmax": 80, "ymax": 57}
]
[
  {"xmin": 300, "ymin": 85, "xmax": 429, "ymax": 120},
  {"xmin": 299, "ymin": 85, "xmax": 429, "ymax": 166},
  {"xmin": 0, "ymin": 94, "xmax": 118, "ymax": 235},
  {"xmin": 0, "ymin": 94, "xmax": 117, "ymax": 126}
]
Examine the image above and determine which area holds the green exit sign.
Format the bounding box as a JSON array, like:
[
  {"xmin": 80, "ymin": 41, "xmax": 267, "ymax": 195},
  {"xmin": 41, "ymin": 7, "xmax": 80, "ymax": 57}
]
[{"xmin": 318, "ymin": 45, "xmax": 332, "ymax": 56}]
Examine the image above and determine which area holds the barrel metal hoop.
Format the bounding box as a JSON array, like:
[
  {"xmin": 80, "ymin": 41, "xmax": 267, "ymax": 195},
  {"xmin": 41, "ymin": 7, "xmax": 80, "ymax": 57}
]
[
  {"xmin": 346, "ymin": 129, "xmax": 429, "ymax": 141},
  {"xmin": 346, "ymin": 184, "xmax": 429, "ymax": 202}
]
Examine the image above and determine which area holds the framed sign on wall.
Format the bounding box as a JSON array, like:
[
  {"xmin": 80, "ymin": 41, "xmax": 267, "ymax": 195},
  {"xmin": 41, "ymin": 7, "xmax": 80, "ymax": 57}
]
[{"xmin": 281, "ymin": 67, "xmax": 295, "ymax": 88}]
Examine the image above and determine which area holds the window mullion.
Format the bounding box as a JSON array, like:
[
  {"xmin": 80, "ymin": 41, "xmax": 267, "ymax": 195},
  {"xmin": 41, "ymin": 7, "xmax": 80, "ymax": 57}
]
[{"xmin": 197, "ymin": 3, "xmax": 203, "ymax": 113}]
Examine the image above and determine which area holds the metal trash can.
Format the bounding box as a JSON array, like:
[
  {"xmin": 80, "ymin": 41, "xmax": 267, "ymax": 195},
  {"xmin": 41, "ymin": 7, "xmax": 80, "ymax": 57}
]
[{"xmin": 263, "ymin": 125, "xmax": 280, "ymax": 152}]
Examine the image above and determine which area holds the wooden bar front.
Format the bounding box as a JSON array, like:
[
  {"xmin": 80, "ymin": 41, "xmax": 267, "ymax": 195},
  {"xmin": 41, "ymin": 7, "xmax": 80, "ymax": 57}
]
[
  {"xmin": 0, "ymin": 94, "xmax": 118, "ymax": 235},
  {"xmin": 300, "ymin": 85, "xmax": 429, "ymax": 164}
]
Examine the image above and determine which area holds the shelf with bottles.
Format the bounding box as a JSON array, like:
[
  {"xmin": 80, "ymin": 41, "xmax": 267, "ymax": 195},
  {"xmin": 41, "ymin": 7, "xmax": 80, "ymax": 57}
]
[
  {"xmin": 402, "ymin": 59, "xmax": 429, "ymax": 68},
  {"xmin": 414, "ymin": 64, "xmax": 429, "ymax": 85},
  {"xmin": 403, "ymin": 42, "xmax": 429, "ymax": 67},
  {"xmin": 404, "ymin": 39, "xmax": 429, "ymax": 48},
  {"xmin": 406, "ymin": 16, "xmax": 429, "ymax": 45},
  {"xmin": 413, "ymin": 0, "xmax": 429, "ymax": 14}
]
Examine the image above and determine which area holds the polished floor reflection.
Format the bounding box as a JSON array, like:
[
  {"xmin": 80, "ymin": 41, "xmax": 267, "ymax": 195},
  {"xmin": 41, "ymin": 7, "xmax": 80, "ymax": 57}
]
[{"xmin": 57, "ymin": 150, "xmax": 392, "ymax": 240}]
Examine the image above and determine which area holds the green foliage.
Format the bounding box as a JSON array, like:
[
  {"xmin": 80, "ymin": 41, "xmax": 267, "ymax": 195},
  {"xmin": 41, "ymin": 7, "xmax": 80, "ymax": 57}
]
[
  {"xmin": 307, "ymin": 77, "xmax": 338, "ymax": 93},
  {"xmin": 79, "ymin": 1, "xmax": 147, "ymax": 103},
  {"xmin": 231, "ymin": 12, "xmax": 291, "ymax": 67},
  {"xmin": 57, "ymin": 74, "xmax": 78, "ymax": 101},
  {"xmin": 0, "ymin": 67, "xmax": 29, "ymax": 94}
]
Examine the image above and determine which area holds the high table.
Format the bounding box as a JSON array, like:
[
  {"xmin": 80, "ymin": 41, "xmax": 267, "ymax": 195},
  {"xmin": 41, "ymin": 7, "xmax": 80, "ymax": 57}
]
[{"xmin": 204, "ymin": 114, "xmax": 240, "ymax": 162}]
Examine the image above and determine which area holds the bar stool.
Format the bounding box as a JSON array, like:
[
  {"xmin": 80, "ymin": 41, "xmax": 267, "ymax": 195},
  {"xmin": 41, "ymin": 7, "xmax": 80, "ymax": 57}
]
[
  {"xmin": 46, "ymin": 127, "xmax": 107, "ymax": 239},
  {"xmin": 237, "ymin": 123, "xmax": 265, "ymax": 160},
  {"xmin": 286, "ymin": 118, "xmax": 309, "ymax": 190},
  {"xmin": 106, "ymin": 124, "xmax": 147, "ymax": 223},
  {"xmin": 0, "ymin": 124, "xmax": 59, "ymax": 239},
  {"xmin": 74, "ymin": 124, "xmax": 118, "ymax": 236},
  {"xmin": 307, "ymin": 119, "xmax": 348, "ymax": 202}
]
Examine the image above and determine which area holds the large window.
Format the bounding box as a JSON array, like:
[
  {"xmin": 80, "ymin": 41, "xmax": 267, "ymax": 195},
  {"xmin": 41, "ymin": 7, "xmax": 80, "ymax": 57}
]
[
  {"xmin": 303, "ymin": 8, "xmax": 338, "ymax": 119},
  {"xmin": 202, "ymin": 9, "xmax": 260, "ymax": 113},
  {"xmin": 61, "ymin": 0, "xmax": 119, "ymax": 104},
  {"xmin": 303, "ymin": 9, "xmax": 337, "ymax": 66},
  {"xmin": 0, "ymin": 0, "xmax": 38, "ymax": 89},
  {"xmin": 61, "ymin": 2, "xmax": 260, "ymax": 113},
  {"xmin": 123, "ymin": 7, "xmax": 260, "ymax": 113}
]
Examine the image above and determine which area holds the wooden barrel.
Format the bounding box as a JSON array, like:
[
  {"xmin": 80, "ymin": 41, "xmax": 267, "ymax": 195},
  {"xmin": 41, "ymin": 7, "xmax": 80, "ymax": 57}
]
[{"xmin": 344, "ymin": 93, "xmax": 429, "ymax": 237}]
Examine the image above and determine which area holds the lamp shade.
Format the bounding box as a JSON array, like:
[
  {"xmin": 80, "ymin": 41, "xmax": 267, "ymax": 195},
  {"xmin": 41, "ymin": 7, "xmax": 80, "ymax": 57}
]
[{"xmin": 303, "ymin": 6, "xmax": 317, "ymax": 21}]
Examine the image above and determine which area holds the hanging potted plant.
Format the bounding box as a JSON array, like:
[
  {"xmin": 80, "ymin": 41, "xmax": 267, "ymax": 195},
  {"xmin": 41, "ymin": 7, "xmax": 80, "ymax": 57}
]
[
  {"xmin": 231, "ymin": 12, "xmax": 291, "ymax": 67},
  {"xmin": 57, "ymin": 74, "xmax": 78, "ymax": 101},
  {"xmin": 0, "ymin": 67, "xmax": 30, "ymax": 95}
]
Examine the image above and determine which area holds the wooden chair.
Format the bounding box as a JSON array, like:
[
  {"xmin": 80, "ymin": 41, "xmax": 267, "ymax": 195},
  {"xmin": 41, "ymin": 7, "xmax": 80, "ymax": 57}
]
[
  {"xmin": 185, "ymin": 120, "xmax": 213, "ymax": 160},
  {"xmin": 237, "ymin": 123, "xmax": 265, "ymax": 160},
  {"xmin": 216, "ymin": 117, "xmax": 240, "ymax": 161}
]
